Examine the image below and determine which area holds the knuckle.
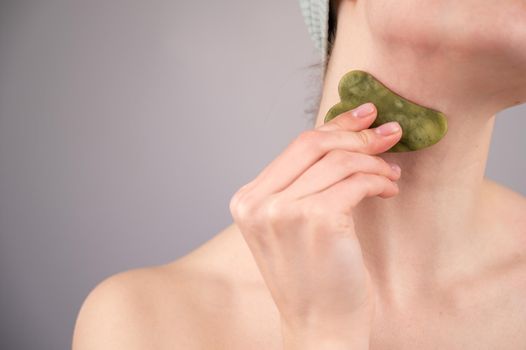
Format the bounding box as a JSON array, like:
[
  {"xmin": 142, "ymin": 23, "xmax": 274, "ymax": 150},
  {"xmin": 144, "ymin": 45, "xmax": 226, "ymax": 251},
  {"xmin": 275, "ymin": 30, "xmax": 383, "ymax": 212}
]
[
  {"xmin": 295, "ymin": 130, "xmax": 324, "ymax": 150},
  {"xmin": 229, "ymin": 184, "xmax": 249, "ymax": 213},
  {"xmin": 263, "ymin": 195, "xmax": 287, "ymax": 224},
  {"xmin": 229, "ymin": 194, "xmax": 238, "ymax": 215},
  {"xmin": 299, "ymin": 200, "xmax": 327, "ymax": 220},
  {"xmin": 263, "ymin": 195, "xmax": 302, "ymax": 231},
  {"xmin": 356, "ymin": 130, "xmax": 371, "ymax": 147},
  {"xmin": 229, "ymin": 193, "xmax": 242, "ymax": 217},
  {"xmin": 229, "ymin": 190, "xmax": 259, "ymax": 221}
]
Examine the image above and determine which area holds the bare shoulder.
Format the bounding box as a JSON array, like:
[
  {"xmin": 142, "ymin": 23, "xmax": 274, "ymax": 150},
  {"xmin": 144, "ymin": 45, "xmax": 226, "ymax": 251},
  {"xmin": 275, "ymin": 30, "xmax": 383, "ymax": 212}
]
[
  {"xmin": 72, "ymin": 265, "xmax": 167, "ymax": 349},
  {"xmin": 72, "ymin": 224, "xmax": 277, "ymax": 350}
]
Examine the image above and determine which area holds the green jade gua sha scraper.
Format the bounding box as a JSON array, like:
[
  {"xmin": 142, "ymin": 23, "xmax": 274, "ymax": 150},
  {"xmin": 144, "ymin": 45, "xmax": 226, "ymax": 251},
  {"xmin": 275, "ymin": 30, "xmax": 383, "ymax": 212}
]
[{"xmin": 324, "ymin": 70, "xmax": 448, "ymax": 152}]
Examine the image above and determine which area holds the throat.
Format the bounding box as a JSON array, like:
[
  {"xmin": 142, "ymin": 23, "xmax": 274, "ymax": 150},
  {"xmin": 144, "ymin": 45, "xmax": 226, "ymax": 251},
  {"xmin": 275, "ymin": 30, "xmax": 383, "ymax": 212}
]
[{"xmin": 309, "ymin": 0, "xmax": 526, "ymax": 303}]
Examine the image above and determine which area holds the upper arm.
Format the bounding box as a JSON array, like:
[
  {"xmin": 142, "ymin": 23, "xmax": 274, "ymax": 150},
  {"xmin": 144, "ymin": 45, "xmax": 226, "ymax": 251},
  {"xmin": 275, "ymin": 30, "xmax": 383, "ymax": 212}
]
[{"xmin": 72, "ymin": 270, "xmax": 156, "ymax": 350}]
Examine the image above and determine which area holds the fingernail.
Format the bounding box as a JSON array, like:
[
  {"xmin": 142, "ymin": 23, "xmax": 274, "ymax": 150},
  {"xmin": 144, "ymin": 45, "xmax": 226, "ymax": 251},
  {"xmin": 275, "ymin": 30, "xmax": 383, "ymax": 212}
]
[
  {"xmin": 374, "ymin": 121, "xmax": 401, "ymax": 136},
  {"xmin": 350, "ymin": 103, "xmax": 375, "ymax": 118},
  {"xmin": 390, "ymin": 163, "xmax": 401, "ymax": 174}
]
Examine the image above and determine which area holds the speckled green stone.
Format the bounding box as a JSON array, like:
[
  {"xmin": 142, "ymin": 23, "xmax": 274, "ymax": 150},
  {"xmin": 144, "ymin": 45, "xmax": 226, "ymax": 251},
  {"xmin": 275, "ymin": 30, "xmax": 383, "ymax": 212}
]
[{"xmin": 324, "ymin": 70, "xmax": 448, "ymax": 152}]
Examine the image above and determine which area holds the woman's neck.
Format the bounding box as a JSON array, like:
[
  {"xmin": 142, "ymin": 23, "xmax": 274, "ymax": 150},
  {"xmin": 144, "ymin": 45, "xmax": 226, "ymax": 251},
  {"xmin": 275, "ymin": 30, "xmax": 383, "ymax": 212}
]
[{"xmin": 313, "ymin": 1, "xmax": 515, "ymax": 305}]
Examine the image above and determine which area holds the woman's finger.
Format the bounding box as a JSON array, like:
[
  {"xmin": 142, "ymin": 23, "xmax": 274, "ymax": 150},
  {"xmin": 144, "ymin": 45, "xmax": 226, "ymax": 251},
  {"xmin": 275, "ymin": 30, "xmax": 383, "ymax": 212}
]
[
  {"xmin": 246, "ymin": 121, "xmax": 402, "ymax": 199},
  {"xmin": 279, "ymin": 150, "xmax": 401, "ymax": 200},
  {"xmin": 302, "ymin": 173, "xmax": 399, "ymax": 212},
  {"xmin": 316, "ymin": 102, "xmax": 377, "ymax": 132},
  {"xmin": 239, "ymin": 103, "xmax": 378, "ymax": 193}
]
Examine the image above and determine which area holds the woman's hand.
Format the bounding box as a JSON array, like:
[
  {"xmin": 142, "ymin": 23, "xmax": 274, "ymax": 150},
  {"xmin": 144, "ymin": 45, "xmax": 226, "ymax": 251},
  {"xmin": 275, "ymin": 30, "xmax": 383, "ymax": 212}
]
[{"xmin": 229, "ymin": 102, "xmax": 403, "ymax": 349}]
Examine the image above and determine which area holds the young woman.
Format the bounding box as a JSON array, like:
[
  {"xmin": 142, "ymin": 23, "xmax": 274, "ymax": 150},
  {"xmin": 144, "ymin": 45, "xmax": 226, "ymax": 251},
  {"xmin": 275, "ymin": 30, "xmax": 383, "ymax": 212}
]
[{"xmin": 73, "ymin": 0, "xmax": 526, "ymax": 348}]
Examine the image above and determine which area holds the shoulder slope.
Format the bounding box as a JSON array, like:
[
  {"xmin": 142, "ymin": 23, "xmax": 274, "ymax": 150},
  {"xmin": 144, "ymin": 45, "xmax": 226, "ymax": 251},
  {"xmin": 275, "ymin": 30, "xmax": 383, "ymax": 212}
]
[
  {"xmin": 72, "ymin": 266, "xmax": 167, "ymax": 350},
  {"xmin": 72, "ymin": 258, "xmax": 250, "ymax": 349},
  {"xmin": 72, "ymin": 226, "xmax": 269, "ymax": 349}
]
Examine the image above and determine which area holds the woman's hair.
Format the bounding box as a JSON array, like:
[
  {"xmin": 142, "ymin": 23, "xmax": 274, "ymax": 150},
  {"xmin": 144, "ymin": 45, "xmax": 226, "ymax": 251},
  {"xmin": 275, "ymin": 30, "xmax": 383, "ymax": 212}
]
[
  {"xmin": 327, "ymin": 0, "xmax": 338, "ymax": 60},
  {"xmin": 303, "ymin": 0, "xmax": 338, "ymax": 126}
]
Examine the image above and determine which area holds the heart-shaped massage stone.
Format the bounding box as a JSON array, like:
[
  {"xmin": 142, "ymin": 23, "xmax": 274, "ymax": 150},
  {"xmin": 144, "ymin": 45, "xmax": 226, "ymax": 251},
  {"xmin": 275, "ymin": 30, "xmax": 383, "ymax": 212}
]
[{"xmin": 324, "ymin": 70, "xmax": 448, "ymax": 152}]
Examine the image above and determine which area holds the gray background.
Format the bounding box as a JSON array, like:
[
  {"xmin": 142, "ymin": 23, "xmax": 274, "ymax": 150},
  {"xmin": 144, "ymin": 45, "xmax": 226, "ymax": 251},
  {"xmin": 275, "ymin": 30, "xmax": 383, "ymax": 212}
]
[{"xmin": 0, "ymin": 0, "xmax": 524, "ymax": 349}]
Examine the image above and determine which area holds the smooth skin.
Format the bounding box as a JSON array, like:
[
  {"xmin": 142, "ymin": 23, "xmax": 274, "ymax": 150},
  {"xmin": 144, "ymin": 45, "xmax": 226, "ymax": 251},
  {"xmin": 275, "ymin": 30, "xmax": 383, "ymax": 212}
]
[
  {"xmin": 72, "ymin": 0, "xmax": 526, "ymax": 349},
  {"xmin": 231, "ymin": 105, "xmax": 402, "ymax": 350}
]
